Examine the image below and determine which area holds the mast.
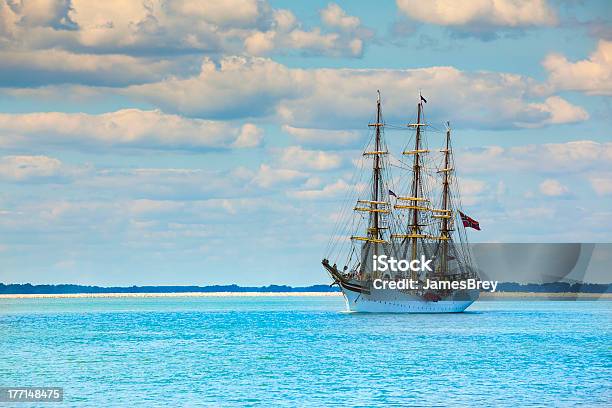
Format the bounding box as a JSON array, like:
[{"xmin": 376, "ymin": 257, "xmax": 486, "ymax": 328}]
[
  {"xmin": 350, "ymin": 91, "xmax": 389, "ymax": 272},
  {"xmin": 372, "ymin": 90, "xmax": 382, "ymax": 241},
  {"xmin": 440, "ymin": 123, "xmax": 452, "ymax": 275},
  {"xmin": 390, "ymin": 94, "xmax": 430, "ymax": 279},
  {"xmin": 410, "ymin": 98, "xmax": 423, "ymax": 262}
]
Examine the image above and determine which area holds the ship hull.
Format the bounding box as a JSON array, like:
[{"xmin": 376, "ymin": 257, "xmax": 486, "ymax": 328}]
[
  {"xmin": 323, "ymin": 260, "xmax": 478, "ymax": 313},
  {"xmin": 340, "ymin": 286, "xmax": 477, "ymax": 313}
]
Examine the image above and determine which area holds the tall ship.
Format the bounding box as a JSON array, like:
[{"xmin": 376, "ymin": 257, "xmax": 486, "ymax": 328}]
[{"xmin": 322, "ymin": 92, "xmax": 480, "ymax": 313}]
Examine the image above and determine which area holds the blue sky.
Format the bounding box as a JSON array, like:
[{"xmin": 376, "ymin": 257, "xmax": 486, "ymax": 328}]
[{"xmin": 0, "ymin": 0, "xmax": 610, "ymax": 286}]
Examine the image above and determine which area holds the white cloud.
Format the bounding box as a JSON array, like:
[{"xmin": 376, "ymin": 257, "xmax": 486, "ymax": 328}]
[
  {"xmin": 1, "ymin": 0, "xmax": 369, "ymax": 74},
  {"xmin": 0, "ymin": 0, "xmax": 376, "ymax": 91},
  {"xmin": 456, "ymin": 177, "xmax": 487, "ymax": 205},
  {"xmin": 76, "ymin": 168, "xmax": 240, "ymax": 200},
  {"xmin": 128, "ymin": 56, "xmax": 587, "ymax": 130},
  {"xmin": 321, "ymin": 3, "xmax": 360, "ymax": 31},
  {"xmin": 543, "ymin": 40, "xmax": 612, "ymax": 96},
  {"xmin": 0, "ymin": 157, "xmax": 319, "ymax": 203},
  {"xmin": 276, "ymin": 65, "xmax": 586, "ymax": 130},
  {"xmin": 460, "ymin": 178, "xmax": 487, "ymax": 195},
  {"xmin": 0, "ymin": 155, "xmax": 64, "ymax": 181},
  {"xmin": 244, "ymin": 3, "xmax": 373, "ymax": 57},
  {"xmin": 168, "ymin": 0, "xmax": 267, "ymax": 27},
  {"xmin": 251, "ymin": 164, "xmax": 308, "ymax": 188},
  {"xmin": 0, "ymin": 0, "xmax": 75, "ymax": 33},
  {"xmin": 508, "ymin": 206, "xmax": 555, "ymax": 220},
  {"xmin": 588, "ymin": 174, "xmax": 612, "ymax": 196},
  {"xmin": 0, "ymin": 48, "xmax": 175, "ymax": 87},
  {"xmin": 128, "ymin": 199, "xmax": 185, "ymax": 215},
  {"xmin": 61, "ymin": 163, "xmax": 314, "ymax": 201},
  {"xmin": 282, "ymin": 125, "xmax": 361, "ymax": 147},
  {"xmin": 273, "ymin": 9, "xmax": 297, "ymax": 32},
  {"xmin": 458, "ymin": 141, "xmax": 612, "ymax": 175},
  {"xmin": 49, "ymin": 0, "xmax": 269, "ymax": 50},
  {"xmin": 289, "ymin": 179, "xmax": 350, "ymax": 199},
  {"xmin": 277, "ymin": 146, "xmax": 342, "ymax": 171},
  {"xmin": 243, "ymin": 4, "xmax": 368, "ymax": 57},
  {"xmin": 232, "ymin": 123, "xmax": 264, "ymax": 148},
  {"xmin": 303, "ymin": 176, "xmax": 322, "ymax": 188},
  {"xmin": 0, "ymin": 109, "xmax": 263, "ymax": 150},
  {"xmin": 539, "ymin": 179, "xmax": 569, "ymax": 197},
  {"xmin": 127, "ymin": 57, "xmax": 301, "ymax": 119},
  {"xmin": 396, "ymin": 0, "xmax": 557, "ymax": 28},
  {"xmin": 523, "ymin": 96, "xmax": 589, "ymax": 127},
  {"xmin": 286, "ymin": 29, "xmax": 344, "ymax": 55},
  {"xmin": 244, "ymin": 30, "xmax": 277, "ymax": 55}
]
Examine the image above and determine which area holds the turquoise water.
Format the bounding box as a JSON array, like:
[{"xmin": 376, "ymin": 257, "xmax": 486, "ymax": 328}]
[{"xmin": 0, "ymin": 297, "xmax": 610, "ymax": 407}]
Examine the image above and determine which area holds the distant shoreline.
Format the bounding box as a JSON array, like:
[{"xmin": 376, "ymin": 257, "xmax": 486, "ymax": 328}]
[
  {"xmin": 0, "ymin": 292, "xmax": 340, "ymax": 299},
  {"xmin": 0, "ymin": 292, "xmax": 610, "ymax": 300},
  {"xmin": 1, "ymin": 282, "xmax": 610, "ymax": 296},
  {"xmin": 478, "ymin": 292, "xmax": 611, "ymax": 300}
]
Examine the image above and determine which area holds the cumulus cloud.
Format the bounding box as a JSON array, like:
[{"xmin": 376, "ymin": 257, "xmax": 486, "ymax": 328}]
[
  {"xmin": 0, "ymin": 109, "xmax": 263, "ymax": 150},
  {"xmin": 0, "ymin": 48, "xmax": 177, "ymax": 87},
  {"xmin": 276, "ymin": 146, "xmax": 343, "ymax": 171},
  {"xmin": 232, "ymin": 123, "xmax": 264, "ymax": 148},
  {"xmin": 127, "ymin": 57, "xmax": 301, "ymax": 119},
  {"xmin": 0, "ymin": 0, "xmax": 76, "ymax": 34},
  {"xmin": 543, "ymin": 39, "xmax": 612, "ymax": 96},
  {"xmin": 0, "ymin": 0, "xmax": 370, "ymax": 88},
  {"xmin": 245, "ymin": 26, "xmax": 352, "ymax": 57},
  {"xmin": 275, "ymin": 65, "xmax": 585, "ymax": 130},
  {"xmin": 457, "ymin": 140, "xmax": 612, "ymax": 175},
  {"xmin": 2, "ymin": 0, "xmax": 268, "ymax": 51},
  {"xmin": 460, "ymin": 178, "xmax": 487, "ymax": 195},
  {"xmin": 539, "ymin": 179, "xmax": 569, "ymax": 197},
  {"xmin": 523, "ymin": 96, "xmax": 589, "ymax": 127},
  {"xmin": 0, "ymin": 155, "xmax": 65, "ymax": 182},
  {"xmin": 127, "ymin": 56, "xmax": 588, "ymax": 130},
  {"xmin": 396, "ymin": 0, "xmax": 557, "ymax": 29},
  {"xmin": 275, "ymin": 65, "xmax": 587, "ymax": 129},
  {"xmin": 281, "ymin": 125, "xmax": 361, "ymax": 147},
  {"xmin": 251, "ymin": 164, "xmax": 308, "ymax": 188},
  {"xmin": 243, "ymin": 4, "xmax": 369, "ymax": 57},
  {"xmin": 289, "ymin": 179, "xmax": 350, "ymax": 199},
  {"xmin": 453, "ymin": 177, "xmax": 488, "ymax": 205},
  {"xmin": 0, "ymin": 156, "xmax": 317, "ymax": 201},
  {"xmin": 0, "ymin": 1, "xmax": 374, "ymax": 89},
  {"xmin": 588, "ymin": 174, "xmax": 612, "ymax": 196},
  {"xmin": 321, "ymin": 3, "xmax": 360, "ymax": 31},
  {"xmin": 167, "ymin": 0, "xmax": 269, "ymax": 28}
]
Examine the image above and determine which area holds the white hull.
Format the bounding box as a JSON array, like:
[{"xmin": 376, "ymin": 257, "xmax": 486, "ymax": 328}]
[{"xmin": 341, "ymin": 287, "xmax": 477, "ymax": 313}]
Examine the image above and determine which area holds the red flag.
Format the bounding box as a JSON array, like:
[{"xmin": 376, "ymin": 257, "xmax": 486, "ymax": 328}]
[{"xmin": 459, "ymin": 211, "xmax": 480, "ymax": 230}]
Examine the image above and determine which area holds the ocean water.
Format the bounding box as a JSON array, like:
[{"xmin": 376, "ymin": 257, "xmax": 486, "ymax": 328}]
[{"xmin": 0, "ymin": 296, "xmax": 610, "ymax": 407}]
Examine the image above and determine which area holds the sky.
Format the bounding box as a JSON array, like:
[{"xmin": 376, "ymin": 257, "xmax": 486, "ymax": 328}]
[{"xmin": 0, "ymin": 0, "xmax": 610, "ymax": 286}]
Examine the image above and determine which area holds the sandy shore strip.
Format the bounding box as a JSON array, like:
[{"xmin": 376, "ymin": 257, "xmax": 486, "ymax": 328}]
[
  {"xmin": 479, "ymin": 292, "xmax": 611, "ymax": 300},
  {"xmin": 0, "ymin": 292, "xmax": 343, "ymax": 299},
  {"xmin": 0, "ymin": 291, "xmax": 609, "ymax": 299}
]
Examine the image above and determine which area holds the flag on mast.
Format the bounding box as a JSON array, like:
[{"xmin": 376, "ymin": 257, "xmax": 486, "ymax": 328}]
[{"xmin": 459, "ymin": 211, "xmax": 480, "ymax": 230}]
